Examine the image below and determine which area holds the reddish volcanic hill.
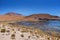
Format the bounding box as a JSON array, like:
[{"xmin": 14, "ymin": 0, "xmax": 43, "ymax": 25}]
[
  {"xmin": 25, "ymin": 14, "xmax": 60, "ymax": 21},
  {"xmin": 0, "ymin": 13, "xmax": 60, "ymax": 21},
  {"xmin": 0, "ymin": 12, "xmax": 25, "ymax": 21}
]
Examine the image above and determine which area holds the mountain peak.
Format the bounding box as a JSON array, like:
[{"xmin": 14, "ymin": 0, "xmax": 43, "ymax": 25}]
[{"xmin": 5, "ymin": 12, "xmax": 22, "ymax": 16}]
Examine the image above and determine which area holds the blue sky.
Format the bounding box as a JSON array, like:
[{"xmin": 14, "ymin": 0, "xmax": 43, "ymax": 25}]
[{"xmin": 0, "ymin": 0, "xmax": 60, "ymax": 16}]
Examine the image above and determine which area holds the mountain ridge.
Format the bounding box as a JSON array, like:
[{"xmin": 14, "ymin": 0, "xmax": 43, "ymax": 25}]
[{"xmin": 0, "ymin": 12, "xmax": 60, "ymax": 21}]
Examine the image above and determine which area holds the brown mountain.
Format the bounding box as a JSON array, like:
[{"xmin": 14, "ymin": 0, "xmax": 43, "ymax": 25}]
[
  {"xmin": 0, "ymin": 12, "xmax": 60, "ymax": 21},
  {"xmin": 25, "ymin": 14, "xmax": 60, "ymax": 21},
  {"xmin": 0, "ymin": 12, "xmax": 25, "ymax": 21}
]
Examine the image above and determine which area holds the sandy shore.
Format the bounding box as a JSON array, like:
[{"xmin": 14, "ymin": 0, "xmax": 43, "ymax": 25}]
[{"xmin": 0, "ymin": 23, "xmax": 60, "ymax": 40}]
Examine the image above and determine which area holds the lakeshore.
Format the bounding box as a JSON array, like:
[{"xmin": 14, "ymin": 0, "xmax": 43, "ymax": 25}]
[{"xmin": 0, "ymin": 22, "xmax": 60, "ymax": 40}]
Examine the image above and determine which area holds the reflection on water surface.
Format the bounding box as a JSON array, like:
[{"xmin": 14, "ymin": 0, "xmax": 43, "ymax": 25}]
[{"xmin": 16, "ymin": 20, "xmax": 60, "ymax": 32}]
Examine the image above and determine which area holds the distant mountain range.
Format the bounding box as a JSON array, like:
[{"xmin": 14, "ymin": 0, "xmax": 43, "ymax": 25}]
[{"xmin": 0, "ymin": 12, "xmax": 60, "ymax": 21}]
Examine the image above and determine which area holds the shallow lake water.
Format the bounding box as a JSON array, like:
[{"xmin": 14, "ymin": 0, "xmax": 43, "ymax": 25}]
[{"xmin": 16, "ymin": 20, "xmax": 60, "ymax": 32}]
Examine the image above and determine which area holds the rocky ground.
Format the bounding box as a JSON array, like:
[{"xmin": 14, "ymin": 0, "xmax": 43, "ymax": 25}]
[{"xmin": 0, "ymin": 22, "xmax": 60, "ymax": 40}]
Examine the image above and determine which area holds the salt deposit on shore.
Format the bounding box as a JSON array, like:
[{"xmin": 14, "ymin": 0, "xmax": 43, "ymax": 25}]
[{"xmin": 0, "ymin": 23, "xmax": 60, "ymax": 40}]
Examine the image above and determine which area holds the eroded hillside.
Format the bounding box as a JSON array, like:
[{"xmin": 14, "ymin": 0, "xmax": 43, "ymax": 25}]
[{"xmin": 0, "ymin": 12, "xmax": 60, "ymax": 21}]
